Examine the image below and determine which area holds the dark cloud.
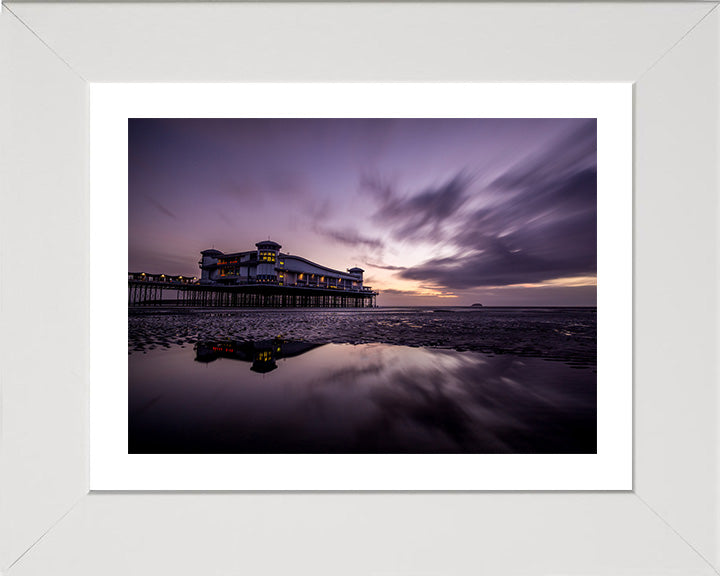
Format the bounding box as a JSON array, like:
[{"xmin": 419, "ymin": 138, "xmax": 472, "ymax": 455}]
[
  {"xmin": 398, "ymin": 120, "xmax": 597, "ymax": 289},
  {"xmin": 144, "ymin": 195, "xmax": 176, "ymax": 220},
  {"xmin": 315, "ymin": 227, "xmax": 384, "ymax": 249},
  {"xmin": 379, "ymin": 288, "xmax": 426, "ymax": 296},
  {"xmin": 493, "ymin": 119, "xmax": 596, "ymax": 192},
  {"xmin": 302, "ymin": 198, "xmax": 332, "ymax": 221},
  {"xmin": 365, "ymin": 261, "xmax": 407, "ymax": 271},
  {"xmin": 217, "ymin": 210, "xmax": 235, "ymax": 228},
  {"xmin": 363, "ymin": 171, "xmax": 474, "ymax": 242}
]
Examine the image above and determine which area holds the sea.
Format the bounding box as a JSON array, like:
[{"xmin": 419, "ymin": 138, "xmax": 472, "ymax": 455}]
[{"xmin": 129, "ymin": 306, "xmax": 596, "ymax": 454}]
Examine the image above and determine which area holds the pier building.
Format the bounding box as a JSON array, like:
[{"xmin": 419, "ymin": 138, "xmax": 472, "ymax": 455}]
[
  {"xmin": 128, "ymin": 240, "xmax": 377, "ymax": 308},
  {"xmin": 199, "ymin": 240, "xmax": 370, "ymax": 293}
]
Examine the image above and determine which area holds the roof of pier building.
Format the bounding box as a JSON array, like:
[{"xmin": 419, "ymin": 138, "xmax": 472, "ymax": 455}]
[
  {"xmin": 255, "ymin": 240, "xmax": 282, "ymax": 250},
  {"xmin": 280, "ymin": 255, "xmax": 360, "ymax": 282}
]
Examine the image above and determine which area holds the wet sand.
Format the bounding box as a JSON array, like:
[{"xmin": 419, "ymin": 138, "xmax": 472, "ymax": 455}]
[
  {"xmin": 129, "ymin": 307, "xmax": 596, "ymax": 454},
  {"xmin": 129, "ymin": 307, "xmax": 596, "ymax": 367}
]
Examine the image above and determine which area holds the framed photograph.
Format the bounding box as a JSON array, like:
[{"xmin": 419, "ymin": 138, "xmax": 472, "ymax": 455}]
[
  {"xmin": 90, "ymin": 83, "xmax": 631, "ymax": 491},
  {"xmin": 2, "ymin": 2, "xmax": 718, "ymax": 575}
]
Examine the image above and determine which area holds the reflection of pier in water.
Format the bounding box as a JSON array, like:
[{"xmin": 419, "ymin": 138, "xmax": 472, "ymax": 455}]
[{"xmin": 195, "ymin": 338, "xmax": 321, "ymax": 373}]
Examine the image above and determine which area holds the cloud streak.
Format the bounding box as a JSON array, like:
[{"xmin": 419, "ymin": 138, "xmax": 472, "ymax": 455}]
[
  {"xmin": 365, "ymin": 261, "xmax": 407, "ymax": 271},
  {"xmin": 144, "ymin": 195, "xmax": 177, "ymax": 220},
  {"xmin": 364, "ymin": 171, "xmax": 475, "ymax": 242},
  {"xmin": 315, "ymin": 226, "xmax": 384, "ymax": 249},
  {"xmin": 392, "ymin": 120, "xmax": 597, "ymax": 289}
]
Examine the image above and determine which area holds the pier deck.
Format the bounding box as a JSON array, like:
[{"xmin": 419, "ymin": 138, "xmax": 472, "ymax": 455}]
[{"xmin": 128, "ymin": 280, "xmax": 377, "ymax": 308}]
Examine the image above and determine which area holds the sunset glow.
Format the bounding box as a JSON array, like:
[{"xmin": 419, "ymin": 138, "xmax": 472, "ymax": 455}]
[{"xmin": 129, "ymin": 118, "xmax": 597, "ymax": 306}]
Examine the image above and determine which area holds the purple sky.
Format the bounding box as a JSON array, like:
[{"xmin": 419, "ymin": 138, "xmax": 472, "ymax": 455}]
[{"xmin": 129, "ymin": 118, "xmax": 596, "ymax": 306}]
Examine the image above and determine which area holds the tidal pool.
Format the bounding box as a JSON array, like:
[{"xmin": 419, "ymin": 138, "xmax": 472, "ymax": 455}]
[{"xmin": 129, "ymin": 340, "xmax": 596, "ymax": 454}]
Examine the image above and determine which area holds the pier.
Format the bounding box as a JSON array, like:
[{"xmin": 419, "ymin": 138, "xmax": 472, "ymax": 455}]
[
  {"xmin": 129, "ymin": 240, "xmax": 379, "ymax": 308},
  {"xmin": 128, "ymin": 274, "xmax": 377, "ymax": 308}
]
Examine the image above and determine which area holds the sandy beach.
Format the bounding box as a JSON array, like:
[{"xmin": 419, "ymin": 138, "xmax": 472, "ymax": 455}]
[{"xmin": 129, "ymin": 306, "xmax": 596, "ymax": 367}]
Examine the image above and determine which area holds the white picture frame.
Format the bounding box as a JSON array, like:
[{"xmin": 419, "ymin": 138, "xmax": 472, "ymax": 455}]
[{"xmin": 1, "ymin": 2, "xmax": 718, "ymax": 574}]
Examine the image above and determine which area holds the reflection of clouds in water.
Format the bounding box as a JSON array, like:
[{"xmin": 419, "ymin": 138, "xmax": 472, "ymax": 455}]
[
  {"xmin": 354, "ymin": 351, "xmax": 510, "ymax": 452},
  {"xmin": 276, "ymin": 345, "xmax": 594, "ymax": 453},
  {"xmin": 363, "ymin": 369, "xmax": 481, "ymax": 452},
  {"xmin": 130, "ymin": 343, "xmax": 596, "ymax": 454}
]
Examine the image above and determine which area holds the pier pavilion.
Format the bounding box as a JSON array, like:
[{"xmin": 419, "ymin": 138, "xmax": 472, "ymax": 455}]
[
  {"xmin": 128, "ymin": 240, "xmax": 378, "ymax": 308},
  {"xmin": 200, "ymin": 240, "xmax": 370, "ymax": 291}
]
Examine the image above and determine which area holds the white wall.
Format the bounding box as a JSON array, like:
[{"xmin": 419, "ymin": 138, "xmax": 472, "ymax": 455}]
[{"xmin": 3, "ymin": 3, "xmax": 720, "ymax": 574}]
